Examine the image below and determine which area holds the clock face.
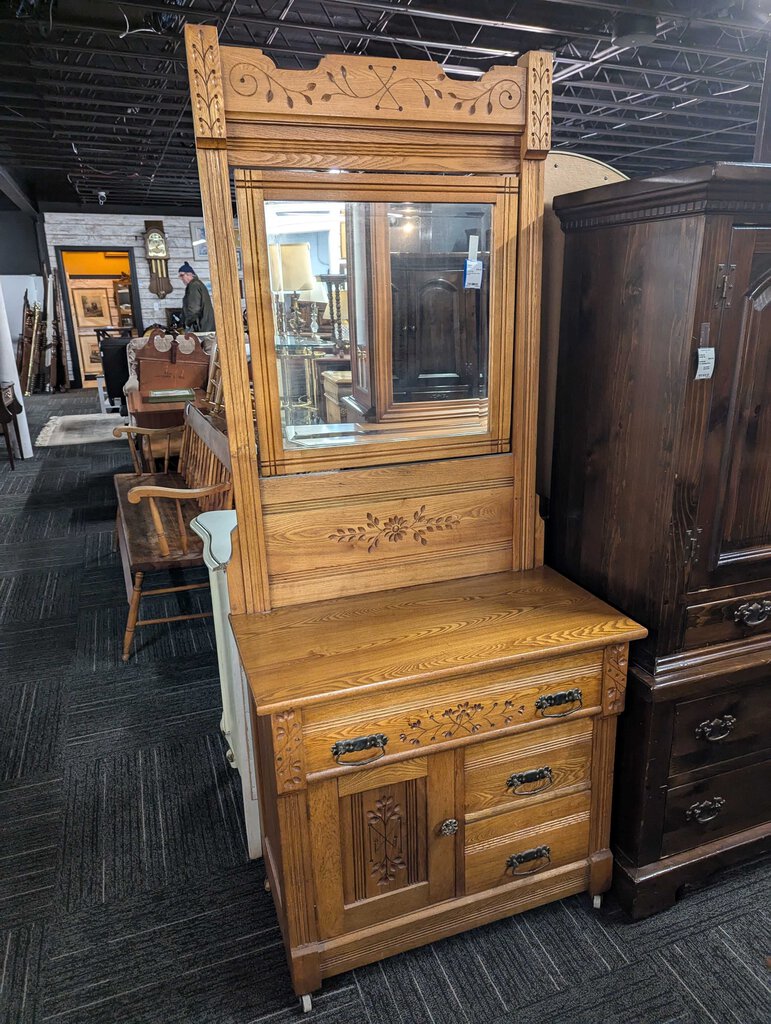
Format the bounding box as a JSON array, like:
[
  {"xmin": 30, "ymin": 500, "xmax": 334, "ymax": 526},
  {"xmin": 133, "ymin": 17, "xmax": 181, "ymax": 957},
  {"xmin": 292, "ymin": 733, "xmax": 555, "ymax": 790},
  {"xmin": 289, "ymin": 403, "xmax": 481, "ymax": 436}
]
[{"xmin": 147, "ymin": 230, "xmax": 167, "ymax": 258}]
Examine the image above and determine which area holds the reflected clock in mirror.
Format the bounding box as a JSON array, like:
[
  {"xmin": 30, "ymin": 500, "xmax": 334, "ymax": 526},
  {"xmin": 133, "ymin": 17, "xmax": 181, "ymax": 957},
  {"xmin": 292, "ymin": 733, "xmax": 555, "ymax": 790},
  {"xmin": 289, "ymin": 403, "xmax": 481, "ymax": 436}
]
[{"xmin": 263, "ymin": 200, "xmax": 492, "ymax": 450}]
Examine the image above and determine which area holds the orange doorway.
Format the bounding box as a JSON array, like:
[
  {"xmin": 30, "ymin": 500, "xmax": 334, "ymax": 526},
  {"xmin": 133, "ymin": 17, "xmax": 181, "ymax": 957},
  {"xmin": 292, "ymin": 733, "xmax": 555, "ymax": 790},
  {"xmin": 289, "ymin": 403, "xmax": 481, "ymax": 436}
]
[{"xmin": 56, "ymin": 247, "xmax": 143, "ymax": 388}]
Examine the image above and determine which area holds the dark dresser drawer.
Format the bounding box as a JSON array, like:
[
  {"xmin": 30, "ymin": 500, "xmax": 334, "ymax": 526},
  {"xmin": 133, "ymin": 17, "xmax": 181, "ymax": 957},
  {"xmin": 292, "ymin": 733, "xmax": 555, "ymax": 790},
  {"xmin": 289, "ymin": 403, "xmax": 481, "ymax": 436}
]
[
  {"xmin": 683, "ymin": 589, "xmax": 771, "ymax": 649},
  {"xmin": 661, "ymin": 760, "xmax": 771, "ymax": 857},
  {"xmin": 669, "ymin": 679, "xmax": 770, "ymax": 777}
]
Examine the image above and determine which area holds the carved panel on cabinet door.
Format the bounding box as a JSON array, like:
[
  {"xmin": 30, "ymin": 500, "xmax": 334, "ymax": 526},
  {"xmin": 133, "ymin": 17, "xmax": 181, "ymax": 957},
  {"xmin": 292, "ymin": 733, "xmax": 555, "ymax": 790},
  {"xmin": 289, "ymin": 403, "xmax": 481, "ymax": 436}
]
[{"xmin": 340, "ymin": 779, "xmax": 427, "ymax": 905}]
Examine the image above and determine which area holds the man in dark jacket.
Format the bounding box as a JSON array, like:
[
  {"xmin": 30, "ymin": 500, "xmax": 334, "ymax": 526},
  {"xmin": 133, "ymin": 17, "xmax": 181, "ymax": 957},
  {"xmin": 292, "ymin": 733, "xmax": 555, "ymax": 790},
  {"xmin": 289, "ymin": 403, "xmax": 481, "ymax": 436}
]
[{"xmin": 178, "ymin": 262, "xmax": 215, "ymax": 332}]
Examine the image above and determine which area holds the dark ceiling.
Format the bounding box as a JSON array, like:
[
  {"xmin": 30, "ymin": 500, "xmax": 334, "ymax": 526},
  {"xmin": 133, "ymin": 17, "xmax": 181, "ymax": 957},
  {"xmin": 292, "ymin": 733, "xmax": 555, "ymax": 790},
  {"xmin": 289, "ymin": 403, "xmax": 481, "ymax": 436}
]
[{"xmin": 0, "ymin": 0, "xmax": 769, "ymax": 211}]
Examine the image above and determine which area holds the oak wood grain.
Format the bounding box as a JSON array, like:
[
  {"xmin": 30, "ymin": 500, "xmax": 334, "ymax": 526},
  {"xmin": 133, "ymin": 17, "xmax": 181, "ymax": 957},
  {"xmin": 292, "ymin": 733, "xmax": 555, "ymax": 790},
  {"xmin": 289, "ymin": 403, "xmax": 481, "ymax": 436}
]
[
  {"xmin": 464, "ymin": 718, "xmax": 593, "ymax": 817},
  {"xmin": 302, "ymin": 651, "xmax": 603, "ymax": 776},
  {"xmin": 232, "ymin": 566, "xmax": 646, "ymax": 714},
  {"xmin": 464, "ymin": 790, "xmax": 591, "ymax": 894}
]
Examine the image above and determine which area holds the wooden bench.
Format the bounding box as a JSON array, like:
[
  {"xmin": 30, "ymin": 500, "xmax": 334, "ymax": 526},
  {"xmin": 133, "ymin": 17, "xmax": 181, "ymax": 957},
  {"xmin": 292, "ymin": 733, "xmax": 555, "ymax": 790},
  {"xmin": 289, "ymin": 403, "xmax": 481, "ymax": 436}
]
[{"xmin": 113, "ymin": 404, "xmax": 232, "ymax": 661}]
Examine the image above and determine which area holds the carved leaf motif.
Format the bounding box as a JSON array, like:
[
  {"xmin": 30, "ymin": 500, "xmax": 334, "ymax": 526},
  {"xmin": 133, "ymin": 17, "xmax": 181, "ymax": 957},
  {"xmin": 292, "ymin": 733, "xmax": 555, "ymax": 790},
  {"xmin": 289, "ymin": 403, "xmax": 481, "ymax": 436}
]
[
  {"xmin": 604, "ymin": 644, "xmax": 628, "ymax": 714},
  {"xmin": 399, "ymin": 699, "xmax": 523, "ymax": 745},
  {"xmin": 227, "ymin": 55, "xmax": 524, "ymax": 121},
  {"xmin": 273, "ymin": 710, "xmax": 303, "ymax": 790},
  {"xmin": 189, "ymin": 31, "xmax": 225, "ymax": 139},
  {"xmin": 367, "ymin": 794, "xmax": 406, "ymax": 885},
  {"xmin": 329, "ymin": 507, "xmax": 462, "ymax": 552}
]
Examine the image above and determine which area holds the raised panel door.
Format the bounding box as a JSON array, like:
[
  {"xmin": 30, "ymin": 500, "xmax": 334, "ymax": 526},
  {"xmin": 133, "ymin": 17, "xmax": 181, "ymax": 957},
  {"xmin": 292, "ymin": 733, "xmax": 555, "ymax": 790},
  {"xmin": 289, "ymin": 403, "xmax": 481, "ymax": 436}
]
[
  {"xmin": 692, "ymin": 226, "xmax": 771, "ymax": 592},
  {"xmin": 307, "ymin": 751, "xmax": 456, "ymax": 939}
]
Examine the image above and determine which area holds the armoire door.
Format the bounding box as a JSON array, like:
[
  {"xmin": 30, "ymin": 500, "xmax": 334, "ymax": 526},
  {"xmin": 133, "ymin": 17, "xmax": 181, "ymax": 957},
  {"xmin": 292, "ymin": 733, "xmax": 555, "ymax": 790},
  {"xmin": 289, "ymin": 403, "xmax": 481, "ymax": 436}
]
[
  {"xmin": 692, "ymin": 225, "xmax": 771, "ymax": 591},
  {"xmin": 307, "ymin": 751, "xmax": 457, "ymax": 939}
]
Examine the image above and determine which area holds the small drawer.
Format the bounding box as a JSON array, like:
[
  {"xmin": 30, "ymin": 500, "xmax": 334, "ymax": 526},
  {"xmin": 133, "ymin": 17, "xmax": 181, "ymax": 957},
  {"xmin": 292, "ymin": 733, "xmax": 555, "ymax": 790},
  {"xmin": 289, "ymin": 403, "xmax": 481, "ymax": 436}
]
[
  {"xmin": 464, "ymin": 717, "xmax": 593, "ymax": 817},
  {"xmin": 661, "ymin": 759, "xmax": 771, "ymax": 857},
  {"xmin": 302, "ymin": 650, "xmax": 603, "ymax": 775},
  {"xmin": 683, "ymin": 590, "xmax": 771, "ymax": 649},
  {"xmin": 669, "ymin": 679, "xmax": 770, "ymax": 777},
  {"xmin": 465, "ymin": 790, "xmax": 591, "ymax": 895}
]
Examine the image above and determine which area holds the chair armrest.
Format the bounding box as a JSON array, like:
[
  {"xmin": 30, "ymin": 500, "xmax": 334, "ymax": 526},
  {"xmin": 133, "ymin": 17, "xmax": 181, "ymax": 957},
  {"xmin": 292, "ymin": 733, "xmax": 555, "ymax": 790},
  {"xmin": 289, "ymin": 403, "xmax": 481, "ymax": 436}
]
[
  {"xmin": 127, "ymin": 482, "xmax": 231, "ymax": 504},
  {"xmin": 113, "ymin": 425, "xmax": 184, "ymax": 440}
]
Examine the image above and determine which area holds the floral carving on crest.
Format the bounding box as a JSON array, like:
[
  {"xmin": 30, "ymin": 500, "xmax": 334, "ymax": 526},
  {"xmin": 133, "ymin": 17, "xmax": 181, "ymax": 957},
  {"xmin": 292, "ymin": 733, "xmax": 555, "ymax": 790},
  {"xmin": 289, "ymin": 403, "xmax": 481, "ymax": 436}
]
[
  {"xmin": 227, "ymin": 53, "xmax": 524, "ymax": 121},
  {"xmin": 329, "ymin": 506, "xmax": 461, "ymax": 553}
]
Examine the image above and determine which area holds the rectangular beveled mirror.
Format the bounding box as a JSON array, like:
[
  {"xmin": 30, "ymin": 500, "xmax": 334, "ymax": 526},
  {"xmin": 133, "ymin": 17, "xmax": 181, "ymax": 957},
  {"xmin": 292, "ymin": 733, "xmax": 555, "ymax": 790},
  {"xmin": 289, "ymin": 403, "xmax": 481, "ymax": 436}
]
[
  {"xmin": 236, "ymin": 171, "xmax": 518, "ymax": 474},
  {"xmin": 264, "ymin": 198, "xmax": 492, "ymax": 449}
]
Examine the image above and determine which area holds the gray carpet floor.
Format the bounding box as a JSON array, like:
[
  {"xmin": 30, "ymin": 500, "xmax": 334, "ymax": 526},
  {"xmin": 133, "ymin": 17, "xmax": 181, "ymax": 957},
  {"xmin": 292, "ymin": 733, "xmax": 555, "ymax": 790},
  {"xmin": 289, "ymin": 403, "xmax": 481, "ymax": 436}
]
[{"xmin": 1, "ymin": 391, "xmax": 769, "ymax": 1024}]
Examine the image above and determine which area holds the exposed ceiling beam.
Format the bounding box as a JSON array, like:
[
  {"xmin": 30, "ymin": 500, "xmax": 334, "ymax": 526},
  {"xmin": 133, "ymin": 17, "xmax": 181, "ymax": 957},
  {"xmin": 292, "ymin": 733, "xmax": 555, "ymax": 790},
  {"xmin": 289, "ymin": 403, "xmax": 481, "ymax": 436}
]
[{"xmin": 0, "ymin": 164, "xmax": 37, "ymax": 216}]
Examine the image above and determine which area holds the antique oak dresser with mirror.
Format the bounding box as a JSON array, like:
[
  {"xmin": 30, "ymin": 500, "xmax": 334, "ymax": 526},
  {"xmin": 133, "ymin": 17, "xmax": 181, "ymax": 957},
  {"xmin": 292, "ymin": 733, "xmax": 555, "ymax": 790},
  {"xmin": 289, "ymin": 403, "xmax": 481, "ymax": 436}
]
[
  {"xmin": 550, "ymin": 165, "xmax": 771, "ymax": 919},
  {"xmin": 184, "ymin": 26, "xmax": 645, "ymax": 1010}
]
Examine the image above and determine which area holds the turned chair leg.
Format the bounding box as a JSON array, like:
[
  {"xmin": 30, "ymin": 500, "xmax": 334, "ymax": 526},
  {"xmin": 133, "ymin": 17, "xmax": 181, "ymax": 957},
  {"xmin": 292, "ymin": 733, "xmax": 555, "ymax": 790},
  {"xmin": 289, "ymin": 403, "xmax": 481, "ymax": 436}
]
[{"xmin": 122, "ymin": 570, "xmax": 144, "ymax": 661}]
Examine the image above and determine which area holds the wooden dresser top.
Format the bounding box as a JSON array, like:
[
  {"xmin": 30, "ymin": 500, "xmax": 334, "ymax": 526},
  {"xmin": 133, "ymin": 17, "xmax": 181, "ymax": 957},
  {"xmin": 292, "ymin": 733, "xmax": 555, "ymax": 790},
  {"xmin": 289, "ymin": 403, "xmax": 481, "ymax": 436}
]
[{"xmin": 231, "ymin": 566, "xmax": 646, "ymax": 714}]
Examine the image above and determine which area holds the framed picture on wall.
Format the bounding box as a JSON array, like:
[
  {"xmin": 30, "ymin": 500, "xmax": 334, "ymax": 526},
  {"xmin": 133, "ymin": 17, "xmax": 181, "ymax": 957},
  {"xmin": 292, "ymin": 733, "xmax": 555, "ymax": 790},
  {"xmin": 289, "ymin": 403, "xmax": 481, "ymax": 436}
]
[
  {"xmin": 75, "ymin": 288, "xmax": 111, "ymax": 327},
  {"xmin": 190, "ymin": 220, "xmax": 208, "ymax": 260}
]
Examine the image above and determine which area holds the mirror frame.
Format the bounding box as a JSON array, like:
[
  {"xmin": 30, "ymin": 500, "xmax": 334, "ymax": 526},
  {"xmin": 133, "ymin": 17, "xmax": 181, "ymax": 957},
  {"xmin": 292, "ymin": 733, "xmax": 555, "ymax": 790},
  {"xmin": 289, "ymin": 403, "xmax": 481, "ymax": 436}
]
[{"xmin": 237, "ymin": 170, "xmax": 519, "ymax": 476}]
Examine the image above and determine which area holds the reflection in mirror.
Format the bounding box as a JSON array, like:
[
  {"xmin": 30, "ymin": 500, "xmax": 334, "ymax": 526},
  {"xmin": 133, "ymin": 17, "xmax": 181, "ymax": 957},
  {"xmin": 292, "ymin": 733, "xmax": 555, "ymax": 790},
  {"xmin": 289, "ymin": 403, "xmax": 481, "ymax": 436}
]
[{"xmin": 264, "ymin": 200, "xmax": 492, "ymax": 450}]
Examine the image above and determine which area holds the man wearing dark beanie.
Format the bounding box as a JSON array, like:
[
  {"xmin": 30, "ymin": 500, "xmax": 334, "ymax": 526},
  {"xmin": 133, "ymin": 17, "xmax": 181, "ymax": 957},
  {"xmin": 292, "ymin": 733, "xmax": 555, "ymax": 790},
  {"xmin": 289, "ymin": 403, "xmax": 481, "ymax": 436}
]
[{"xmin": 178, "ymin": 262, "xmax": 215, "ymax": 332}]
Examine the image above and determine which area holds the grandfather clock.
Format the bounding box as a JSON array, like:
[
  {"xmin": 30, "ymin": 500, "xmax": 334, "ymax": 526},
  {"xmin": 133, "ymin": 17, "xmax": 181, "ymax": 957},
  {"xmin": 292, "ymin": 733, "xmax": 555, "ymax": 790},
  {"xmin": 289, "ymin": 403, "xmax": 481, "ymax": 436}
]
[{"xmin": 143, "ymin": 220, "xmax": 172, "ymax": 298}]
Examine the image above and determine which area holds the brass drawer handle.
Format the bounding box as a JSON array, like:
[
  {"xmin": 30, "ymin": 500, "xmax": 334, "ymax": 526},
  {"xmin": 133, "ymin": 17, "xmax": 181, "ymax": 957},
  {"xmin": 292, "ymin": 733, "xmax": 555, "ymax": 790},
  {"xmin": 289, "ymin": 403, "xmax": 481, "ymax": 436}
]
[
  {"xmin": 535, "ymin": 688, "xmax": 583, "ymax": 718},
  {"xmin": 685, "ymin": 796, "xmax": 725, "ymax": 824},
  {"xmin": 506, "ymin": 845, "xmax": 551, "ymax": 876},
  {"xmin": 694, "ymin": 715, "xmax": 736, "ymax": 742},
  {"xmin": 734, "ymin": 600, "xmax": 771, "ymax": 627},
  {"xmin": 506, "ymin": 765, "xmax": 553, "ymax": 796},
  {"xmin": 331, "ymin": 733, "xmax": 388, "ymax": 766}
]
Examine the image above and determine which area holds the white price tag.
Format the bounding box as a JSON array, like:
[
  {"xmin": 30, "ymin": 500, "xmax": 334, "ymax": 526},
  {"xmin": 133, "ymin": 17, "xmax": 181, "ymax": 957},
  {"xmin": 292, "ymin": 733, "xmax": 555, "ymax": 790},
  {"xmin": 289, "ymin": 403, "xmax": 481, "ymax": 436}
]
[
  {"xmin": 695, "ymin": 347, "xmax": 715, "ymax": 380},
  {"xmin": 464, "ymin": 258, "xmax": 483, "ymax": 289}
]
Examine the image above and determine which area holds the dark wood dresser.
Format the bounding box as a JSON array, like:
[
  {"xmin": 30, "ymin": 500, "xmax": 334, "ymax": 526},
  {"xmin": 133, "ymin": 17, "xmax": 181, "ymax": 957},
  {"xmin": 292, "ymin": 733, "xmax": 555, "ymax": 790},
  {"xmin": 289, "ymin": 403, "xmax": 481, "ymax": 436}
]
[{"xmin": 549, "ymin": 163, "xmax": 771, "ymax": 919}]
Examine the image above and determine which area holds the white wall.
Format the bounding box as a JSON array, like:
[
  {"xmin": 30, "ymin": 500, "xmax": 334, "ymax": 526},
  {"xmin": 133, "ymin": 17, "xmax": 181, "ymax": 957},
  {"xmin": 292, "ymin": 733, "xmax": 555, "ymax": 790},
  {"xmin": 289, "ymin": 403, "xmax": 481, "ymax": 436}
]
[
  {"xmin": 42, "ymin": 212, "xmax": 214, "ymax": 329},
  {"xmin": 0, "ymin": 275, "xmax": 39, "ymax": 458}
]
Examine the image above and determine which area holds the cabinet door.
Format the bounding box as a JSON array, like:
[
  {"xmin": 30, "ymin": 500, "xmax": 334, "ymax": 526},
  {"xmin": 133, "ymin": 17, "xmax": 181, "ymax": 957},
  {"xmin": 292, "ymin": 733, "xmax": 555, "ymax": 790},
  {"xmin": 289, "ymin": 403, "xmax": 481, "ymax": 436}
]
[
  {"xmin": 307, "ymin": 751, "xmax": 456, "ymax": 939},
  {"xmin": 692, "ymin": 226, "xmax": 771, "ymax": 590}
]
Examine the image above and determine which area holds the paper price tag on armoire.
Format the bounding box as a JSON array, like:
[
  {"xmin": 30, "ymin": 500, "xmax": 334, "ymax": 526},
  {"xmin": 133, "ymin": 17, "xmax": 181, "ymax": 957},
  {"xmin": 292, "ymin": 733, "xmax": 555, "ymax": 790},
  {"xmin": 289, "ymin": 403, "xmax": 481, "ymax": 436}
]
[
  {"xmin": 695, "ymin": 347, "xmax": 715, "ymax": 380},
  {"xmin": 464, "ymin": 259, "xmax": 483, "ymax": 289}
]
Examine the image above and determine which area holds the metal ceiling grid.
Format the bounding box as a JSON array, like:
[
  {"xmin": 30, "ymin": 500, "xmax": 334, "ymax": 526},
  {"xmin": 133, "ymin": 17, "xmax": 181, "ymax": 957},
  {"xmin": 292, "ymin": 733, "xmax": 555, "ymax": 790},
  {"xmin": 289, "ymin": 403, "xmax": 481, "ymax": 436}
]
[{"xmin": 0, "ymin": 0, "xmax": 767, "ymax": 209}]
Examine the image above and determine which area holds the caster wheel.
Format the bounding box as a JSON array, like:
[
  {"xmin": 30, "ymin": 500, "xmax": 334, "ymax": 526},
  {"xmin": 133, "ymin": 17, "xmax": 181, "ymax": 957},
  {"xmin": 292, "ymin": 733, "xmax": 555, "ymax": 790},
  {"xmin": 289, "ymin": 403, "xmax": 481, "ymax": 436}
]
[
  {"xmin": 299, "ymin": 994, "xmax": 313, "ymax": 1013},
  {"xmin": 592, "ymin": 894, "xmax": 603, "ymax": 910},
  {"xmin": 264, "ymin": 878, "xmax": 271, "ymax": 893}
]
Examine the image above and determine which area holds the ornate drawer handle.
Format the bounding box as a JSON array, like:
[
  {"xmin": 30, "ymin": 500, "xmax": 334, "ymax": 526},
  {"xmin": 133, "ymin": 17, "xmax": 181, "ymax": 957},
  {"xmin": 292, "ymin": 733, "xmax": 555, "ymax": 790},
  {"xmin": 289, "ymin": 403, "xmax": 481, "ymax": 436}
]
[
  {"xmin": 331, "ymin": 733, "xmax": 388, "ymax": 766},
  {"xmin": 694, "ymin": 715, "xmax": 736, "ymax": 742},
  {"xmin": 505, "ymin": 845, "xmax": 551, "ymax": 876},
  {"xmin": 535, "ymin": 688, "xmax": 583, "ymax": 718},
  {"xmin": 439, "ymin": 818, "xmax": 459, "ymax": 836},
  {"xmin": 506, "ymin": 765, "xmax": 554, "ymax": 795},
  {"xmin": 734, "ymin": 600, "xmax": 771, "ymax": 627},
  {"xmin": 685, "ymin": 796, "xmax": 725, "ymax": 824}
]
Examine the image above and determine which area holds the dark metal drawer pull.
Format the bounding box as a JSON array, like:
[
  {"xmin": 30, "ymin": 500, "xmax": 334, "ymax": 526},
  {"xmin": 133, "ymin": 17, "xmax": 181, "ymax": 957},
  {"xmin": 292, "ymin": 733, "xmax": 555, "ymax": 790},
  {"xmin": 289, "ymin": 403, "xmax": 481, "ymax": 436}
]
[
  {"xmin": 734, "ymin": 600, "xmax": 771, "ymax": 627},
  {"xmin": 331, "ymin": 733, "xmax": 388, "ymax": 766},
  {"xmin": 694, "ymin": 715, "xmax": 736, "ymax": 742},
  {"xmin": 685, "ymin": 797, "xmax": 725, "ymax": 824},
  {"xmin": 535, "ymin": 688, "xmax": 583, "ymax": 718},
  {"xmin": 506, "ymin": 765, "xmax": 554, "ymax": 795},
  {"xmin": 506, "ymin": 845, "xmax": 551, "ymax": 876}
]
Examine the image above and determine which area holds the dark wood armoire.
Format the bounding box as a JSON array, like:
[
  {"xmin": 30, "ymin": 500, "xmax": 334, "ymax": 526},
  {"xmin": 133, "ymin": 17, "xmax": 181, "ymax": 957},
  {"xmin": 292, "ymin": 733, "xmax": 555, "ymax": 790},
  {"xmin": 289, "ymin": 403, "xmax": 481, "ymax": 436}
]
[{"xmin": 549, "ymin": 163, "xmax": 771, "ymax": 919}]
